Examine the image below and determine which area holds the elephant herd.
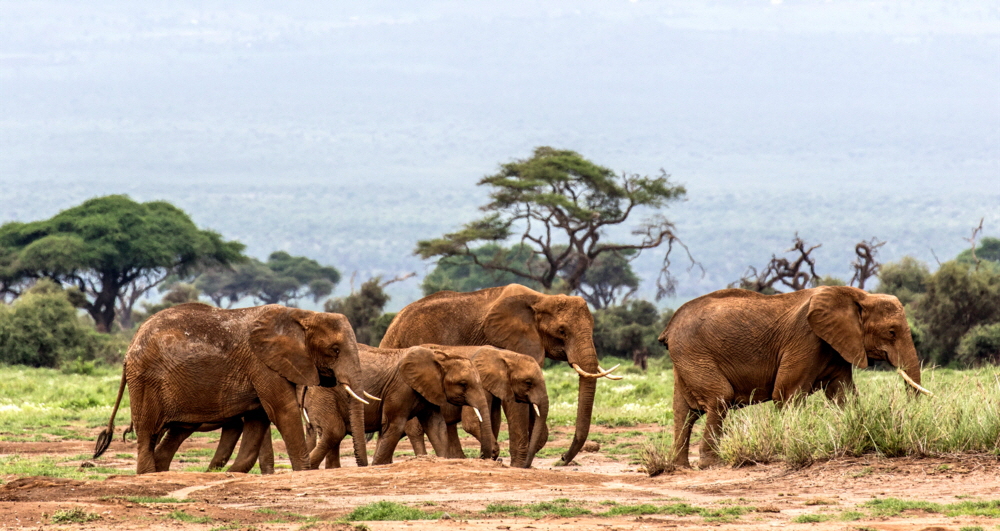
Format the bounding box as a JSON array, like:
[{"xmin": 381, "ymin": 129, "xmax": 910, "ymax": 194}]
[{"xmin": 93, "ymin": 283, "xmax": 929, "ymax": 473}]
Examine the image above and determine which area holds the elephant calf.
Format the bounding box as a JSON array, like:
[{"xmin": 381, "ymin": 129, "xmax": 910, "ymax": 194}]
[
  {"xmin": 408, "ymin": 345, "xmax": 550, "ymax": 467},
  {"xmin": 304, "ymin": 345, "xmax": 494, "ymax": 467}
]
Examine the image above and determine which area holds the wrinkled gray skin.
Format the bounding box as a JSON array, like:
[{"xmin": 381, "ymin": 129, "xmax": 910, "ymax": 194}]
[
  {"xmin": 406, "ymin": 345, "xmax": 549, "ymax": 467},
  {"xmin": 94, "ymin": 304, "xmax": 368, "ymax": 474},
  {"xmin": 381, "ymin": 284, "xmax": 608, "ymax": 467},
  {"xmin": 304, "ymin": 345, "xmax": 494, "ymax": 467},
  {"xmin": 661, "ymin": 286, "xmax": 923, "ymax": 468}
]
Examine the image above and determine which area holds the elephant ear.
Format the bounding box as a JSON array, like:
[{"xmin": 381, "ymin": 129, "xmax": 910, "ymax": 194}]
[
  {"xmin": 807, "ymin": 287, "xmax": 868, "ymax": 369},
  {"xmin": 250, "ymin": 307, "xmax": 321, "ymax": 386},
  {"xmin": 471, "ymin": 347, "xmax": 513, "ymax": 401},
  {"xmin": 483, "ymin": 285, "xmax": 544, "ymax": 364},
  {"xmin": 400, "ymin": 347, "xmax": 448, "ymax": 406}
]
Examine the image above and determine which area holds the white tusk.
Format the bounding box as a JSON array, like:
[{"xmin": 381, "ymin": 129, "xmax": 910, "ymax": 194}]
[
  {"xmin": 533, "ymin": 404, "xmax": 541, "ymax": 417},
  {"xmin": 302, "ymin": 408, "xmax": 310, "ymax": 423},
  {"xmin": 344, "ymin": 384, "xmax": 370, "ymax": 405},
  {"xmin": 599, "ymin": 365, "xmax": 624, "ymax": 380},
  {"xmin": 897, "ymin": 367, "xmax": 934, "ymax": 397},
  {"xmin": 363, "ymin": 391, "xmax": 382, "ymax": 401},
  {"xmin": 572, "ymin": 363, "xmax": 620, "ymax": 378},
  {"xmin": 474, "ymin": 407, "xmax": 483, "ymax": 423}
]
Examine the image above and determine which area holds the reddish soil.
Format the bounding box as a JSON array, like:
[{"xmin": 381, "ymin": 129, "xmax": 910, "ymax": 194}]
[{"xmin": 1, "ymin": 425, "xmax": 997, "ymax": 530}]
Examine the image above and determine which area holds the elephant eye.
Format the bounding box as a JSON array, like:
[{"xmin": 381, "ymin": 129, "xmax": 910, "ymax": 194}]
[
  {"xmin": 557, "ymin": 326, "xmax": 567, "ymax": 337},
  {"xmin": 332, "ymin": 346, "xmax": 341, "ymax": 355}
]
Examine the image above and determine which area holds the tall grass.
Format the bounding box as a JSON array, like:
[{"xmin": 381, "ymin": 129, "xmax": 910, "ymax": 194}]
[{"xmin": 718, "ymin": 367, "xmax": 1000, "ymax": 466}]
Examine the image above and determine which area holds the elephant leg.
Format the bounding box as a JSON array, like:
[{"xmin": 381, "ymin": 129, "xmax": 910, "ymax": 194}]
[
  {"xmin": 823, "ymin": 369, "xmax": 856, "ymax": 407},
  {"xmin": 421, "ymin": 412, "xmax": 453, "ymax": 458},
  {"xmin": 326, "ymin": 439, "xmax": 341, "ymax": 469},
  {"xmin": 699, "ymin": 398, "xmax": 731, "ymax": 468},
  {"xmin": 373, "ymin": 416, "xmax": 408, "ymax": 465},
  {"xmin": 305, "ymin": 422, "xmax": 317, "ymax": 453},
  {"xmin": 445, "ymin": 422, "xmax": 464, "ymax": 459},
  {"xmin": 228, "ymin": 412, "xmax": 268, "ymax": 473},
  {"xmin": 671, "ymin": 377, "xmax": 702, "ymax": 468},
  {"xmin": 404, "ymin": 418, "xmax": 428, "ymax": 456},
  {"xmin": 135, "ymin": 429, "xmax": 159, "ymax": 475},
  {"xmin": 490, "ymin": 402, "xmax": 503, "ymax": 460},
  {"xmin": 208, "ymin": 418, "xmax": 244, "ymax": 471},
  {"xmin": 258, "ymin": 429, "xmax": 275, "ymax": 474},
  {"xmin": 502, "ymin": 399, "xmax": 531, "ymax": 468},
  {"xmin": 260, "ymin": 385, "xmax": 310, "ymax": 471},
  {"xmin": 154, "ymin": 426, "xmax": 195, "ymax": 472}
]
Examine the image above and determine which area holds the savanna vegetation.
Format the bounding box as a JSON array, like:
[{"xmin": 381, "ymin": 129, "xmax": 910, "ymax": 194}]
[{"xmin": 0, "ymin": 147, "xmax": 997, "ymax": 477}]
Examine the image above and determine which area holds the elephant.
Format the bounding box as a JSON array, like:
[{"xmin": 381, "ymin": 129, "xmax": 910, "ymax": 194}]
[
  {"xmin": 416, "ymin": 345, "xmax": 550, "ymax": 467},
  {"xmin": 303, "ymin": 345, "xmax": 493, "ymax": 467},
  {"xmin": 659, "ymin": 286, "xmax": 930, "ymax": 468},
  {"xmin": 153, "ymin": 410, "xmax": 277, "ymax": 474},
  {"xmin": 93, "ymin": 303, "xmax": 370, "ymax": 474},
  {"xmin": 380, "ymin": 284, "xmax": 619, "ymax": 467}
]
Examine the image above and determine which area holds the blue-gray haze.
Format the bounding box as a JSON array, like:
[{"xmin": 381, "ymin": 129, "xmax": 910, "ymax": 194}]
[{"xmin": 2, "ymin": 1, "xmax": 998, "ymax": 309}]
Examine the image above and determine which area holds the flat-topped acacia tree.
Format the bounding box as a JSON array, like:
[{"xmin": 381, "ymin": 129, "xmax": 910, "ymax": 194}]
[
  {"xmin": 415, "ymin": 146, "xmax": 691, "ymax": 300},
  {"xmin": 0, "ymin": 195, "xmax": 245, "ymax": 332}
]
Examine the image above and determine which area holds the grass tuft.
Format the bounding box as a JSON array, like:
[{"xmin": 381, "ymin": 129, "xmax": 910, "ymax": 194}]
[
  {"xmin": 51, "ymin": 508, "xmax": 101, "ymax": 523},
  {"xmin": 343, "ymin": 501, "xmax": 441, "ymax": 521}
]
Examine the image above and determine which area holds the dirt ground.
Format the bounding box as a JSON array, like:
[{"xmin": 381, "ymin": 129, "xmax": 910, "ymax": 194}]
[{"xmin": 1, "ymin": 424, "xmax": 997, "ymax": 531}]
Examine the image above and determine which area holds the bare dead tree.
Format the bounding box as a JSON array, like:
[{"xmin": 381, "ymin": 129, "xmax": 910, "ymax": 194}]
[
  {"xmin": 379, "ymin": 272, "xmax": 417, "ymax": 288},
  {"xmin": 964, "ymin": 217, "xmax": 985, "ymax": 271},
  {"xmin": 849, "ymin": 238, "xmax": 886, "ymax": 290},
  {"xmin": 735, "ymin": 235, "xmax": 821, "ymax": 293}
]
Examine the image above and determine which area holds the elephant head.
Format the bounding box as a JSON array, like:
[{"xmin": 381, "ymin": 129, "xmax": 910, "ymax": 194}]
[
  {"xmin": 472, "ymin": 346, "xmax": 549, "ymax": 467},
  {"xmin": 249, "ymin": 307, "xmax": 369, "ymax": 466},
  {"xmin": 482, "ymin": 284, "xmax": 611, "ymax": 465},
  {"xmin": 400, "ymin": 347, "xmax": 494, "ymax": 459},
  {"xmin": 807, "ymin": 286, "xmax": 927, "ymax": 396}
]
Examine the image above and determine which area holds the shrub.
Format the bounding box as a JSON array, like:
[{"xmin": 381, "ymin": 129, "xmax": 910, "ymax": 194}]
[
  {"xmin": 955, "ymin": 323, "xmax": 1000, "ymax": 366},
  {"xmin": 0, "ymin": 281, "xmax": 110, "ymax": 368},
  {"xmin": 913, "ymin": 261, "xmax": 1000, "ymax": 365}
]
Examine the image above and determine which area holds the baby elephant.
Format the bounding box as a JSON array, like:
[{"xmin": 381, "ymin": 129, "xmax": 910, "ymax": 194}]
[
  {"xmin": 413, "ymin": 345, "xmax": 550, "ymax": 467},
  {"xmin": 304, "ymin": 345, "xmax": 493, "ymax": 467}
]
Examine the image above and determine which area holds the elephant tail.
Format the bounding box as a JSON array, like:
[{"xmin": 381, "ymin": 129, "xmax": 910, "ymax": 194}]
[{"xmin": 93, "ymin": 363, "xmax": 127, "ymax": 459}]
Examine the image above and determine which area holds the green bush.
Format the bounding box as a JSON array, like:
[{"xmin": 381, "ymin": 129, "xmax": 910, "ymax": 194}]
[
  {"xmin": 914, "ymin": 261, "xmax": 1000, "ymax": 365},
  {"xmin": 0, "ymin": 280, "xmax": 112, "ymax": 368},
  {"xmin": 592, "ymin": 300, "xmax": 672, "ymax": 362},
  {"xmin": 955, "ymin": 322, "xmax": 1000, "ymax": 366}
]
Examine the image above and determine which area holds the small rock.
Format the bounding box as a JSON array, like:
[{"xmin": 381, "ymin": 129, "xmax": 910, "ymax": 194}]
[
  {"xmin": 581, "ymin": 441, "xmax": 600, "ymax": 452},
  {"xmin": 79, "ymin": 461, "xmax": 95, "ymax": 468},
  {"xmin": 440, "ymin": 512, "xmax": 452, "ymax": 520}
]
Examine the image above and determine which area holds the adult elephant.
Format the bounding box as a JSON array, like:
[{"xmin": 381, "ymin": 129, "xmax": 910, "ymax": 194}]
[
  {"xmin": 380, "ymin": 284, "xmax": 618, "ymax": 467},
  {"xmin": 93, "ymin": 303, "xmax": 369, "ymax": 474},
  {"xmin": 304, "ymin": 345, "xmax": 493, "ymax": 467},
  {"xmin": 660, "ymin": 286, "xmax": 931, "ymax": 468}
]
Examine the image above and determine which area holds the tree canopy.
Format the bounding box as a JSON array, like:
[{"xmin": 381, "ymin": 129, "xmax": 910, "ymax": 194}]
[
  {"xmin": 325, "ymin": 276, "xmax": 396, "ymax": 346},
  {"xmin": 195, "ymin": 252, "xmax": 340, "ymax": 308},
  {"xmin": 0, "ymin": 195, "xmax": 245, "ymax": 331},
  {"xmin": 421, "ymin": 243, "xmax": 543, "ymax": 296},
  {"xmin": 415, "ymin": 147, "xmax": 690, "ymax": 299}
]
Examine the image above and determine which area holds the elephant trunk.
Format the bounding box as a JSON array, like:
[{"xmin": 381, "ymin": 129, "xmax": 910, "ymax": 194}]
[
  {"xmin": 349, "ymin": 395, "xmax": 368, "ymax": 466},
  {"xmin": 524, "ymin": 396, "xmax": 549, "ymax": 468},
  {"xmin": 473, "ymin": 397, "xmax": 494, "ymax": 460},
  {"xmin": 560, "ymin": 341, "xmax": 599, "ymax": 466},
  {"xmin": 888, "ymin": 342, "xmax": 930, "ymax": 397}
]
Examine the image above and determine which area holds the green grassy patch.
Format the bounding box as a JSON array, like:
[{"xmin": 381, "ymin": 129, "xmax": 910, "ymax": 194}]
[
  {"xmin": 51, "ymin": 508, "xmax": 101, "ymax": 523},
  {"xmin": 166, "ymin": 510, "xmax": 212, "ymax": 523},
  {"xmin": 792, "ymin": 513, "xmax": 833, "ymax": 523},
  {"xmin": 862, "ymin": 498, "xmax": 1000, "ymax": 518},
  {"xmin": 484, "ymin": 498, "xmax": 591, "ymax": 518},
  {"xmin": 0, "ymin": 454, "xmax": 131, "ymax": 480},
  {"xmin": 342, "ymin": 501, "xmax": 442, "ymax": 521}
]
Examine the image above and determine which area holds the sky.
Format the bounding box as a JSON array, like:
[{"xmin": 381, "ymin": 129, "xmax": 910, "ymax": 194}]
[{"xmin": 2, "ymin": 0, "xmax": 998, "ymax": 308}]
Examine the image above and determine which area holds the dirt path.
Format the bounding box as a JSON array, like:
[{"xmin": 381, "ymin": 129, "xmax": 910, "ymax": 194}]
[{"xmin": 1, "ymin": 428, "xmax": 998, "ymax": 530}]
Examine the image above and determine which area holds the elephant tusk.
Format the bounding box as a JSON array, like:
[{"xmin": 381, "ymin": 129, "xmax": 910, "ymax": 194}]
[
  {"xmin": 474, "ymin": 407, "xmax": 483, "ymax": 423},
  {"xmin": 363, "ymin": 391, "xmax": 382, "ymax": 402},
  {"xmin": 572, "ymin": 363, "xmax": 620, "ymax": 379},
  {"xmin": 896, "ymin": 367, "xmax": 934, "ymax": 397},
  {"xmin": 599, "ymin": 365, "xmax": 624, "ymax": 380},
  {"xmin": 343, "ymin": 384, "xmax": 370, "ymax": 405},
  {"xmin": 533, "ymin": 404, "xmax": 541, "ymax": 417},
  {"xmin": 302, "ymin": 408, "xmax": 310, "ymax": 424}
]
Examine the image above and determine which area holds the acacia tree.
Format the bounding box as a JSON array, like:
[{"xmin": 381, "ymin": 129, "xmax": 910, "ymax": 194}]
[
  {"xmin": 850, "ymin": 238, "xmax": 886, "ymax": 290},
  {"xmin": 0, "ymin": 195, "xmax": 245, "ymax": 332},
  {"xmin": 195, "ymin": 252, "xmax": 341, "ymax": 308},
  {"xmin": 416, "ymin": 147, "xmax": 691, "ymax": 299},
  {"xmin": 571, "ymin": 249, "xmax": 640, "ymax": 309},
  {"xmin": 735, "ymin": 235, "xmax": 821, "ymax": 293}
]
